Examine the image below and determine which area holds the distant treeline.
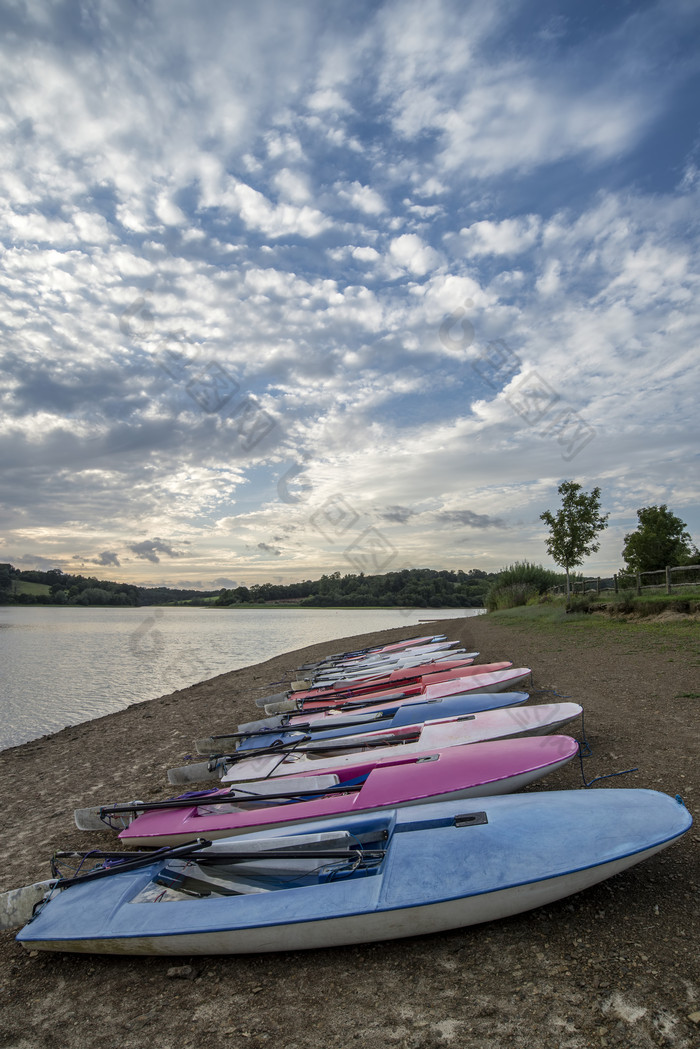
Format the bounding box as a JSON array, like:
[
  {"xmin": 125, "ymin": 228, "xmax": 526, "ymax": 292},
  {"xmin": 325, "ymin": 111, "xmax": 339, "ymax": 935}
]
[
  {"xmin": 0, "ymin": 564, "xmax": 213, "ymax": 607},
  {"xmin": 0, "ymin": 564, "xmax": 496, "ymax": 608},
  {"xmin": 215, "ymin": 568, "xmax": 493, "ymax": 608}
]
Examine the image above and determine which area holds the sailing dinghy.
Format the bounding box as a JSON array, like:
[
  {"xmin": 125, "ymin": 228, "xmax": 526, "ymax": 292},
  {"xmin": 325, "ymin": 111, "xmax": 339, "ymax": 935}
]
[
  {"xmin": 231, "ymin": 700, "xmax": 582, "ymax": 753},
  {"xmin": 217, "ymin": 729, "xmax": 579, "ymax": 786},
  {"xmin": 168, "ymin": 710, "xmax": 571, "ymax": 786},
  {"xmin": 12, "ymin": 789, "xmax": 691, "ymax": 955},
  {"xmin": 227, "ymin": 691, "xmax": 533, "ymax": 747},
  {"xmin": 100, "ymin": 732, "xmax": 580, "ymax": 845}
]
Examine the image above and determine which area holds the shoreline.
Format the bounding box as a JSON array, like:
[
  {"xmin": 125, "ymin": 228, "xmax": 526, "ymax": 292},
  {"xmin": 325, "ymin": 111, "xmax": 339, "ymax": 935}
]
[{"xmin": 1, "ymin": 614, "xmax": 698, "ymax": 1049}]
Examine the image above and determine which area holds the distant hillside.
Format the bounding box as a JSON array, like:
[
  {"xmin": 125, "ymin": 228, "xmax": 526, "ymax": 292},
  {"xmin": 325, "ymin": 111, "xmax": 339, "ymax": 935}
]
[
  {"xmin": 0, "ymin": 564, "xmax": 494, "ymax": 608},
  {"xmin": 0, "ymin": 565, "xmax": 218, "ymax": 607}
]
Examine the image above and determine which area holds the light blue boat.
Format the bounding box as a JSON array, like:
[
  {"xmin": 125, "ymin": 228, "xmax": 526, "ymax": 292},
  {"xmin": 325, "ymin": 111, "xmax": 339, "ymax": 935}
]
[{"xmin": 15, "ymin": 789, "xmax": 691, "ymax": 955}]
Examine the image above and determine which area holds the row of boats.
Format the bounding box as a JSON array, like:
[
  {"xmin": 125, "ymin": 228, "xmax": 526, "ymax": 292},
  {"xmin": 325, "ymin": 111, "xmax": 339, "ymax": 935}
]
[{"xmin": 4, "ymin": 632, "xmax": 692, "ymax": 955}]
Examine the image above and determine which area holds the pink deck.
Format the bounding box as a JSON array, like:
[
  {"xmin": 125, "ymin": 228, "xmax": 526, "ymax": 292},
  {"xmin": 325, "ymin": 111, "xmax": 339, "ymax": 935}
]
[{"xmin": 119, "ymin": 735, "xmax": 579, "ymax": 845}]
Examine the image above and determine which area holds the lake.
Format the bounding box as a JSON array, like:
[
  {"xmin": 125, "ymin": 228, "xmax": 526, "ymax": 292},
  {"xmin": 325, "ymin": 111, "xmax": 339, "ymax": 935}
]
[{"xmin": 0, "ymin": 605, "xmax": 481, "ymax": 751}]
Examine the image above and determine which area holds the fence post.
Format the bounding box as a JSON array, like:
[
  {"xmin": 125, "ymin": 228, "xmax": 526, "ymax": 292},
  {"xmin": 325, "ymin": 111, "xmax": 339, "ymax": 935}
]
[
  {"xmin": 636, "ymin": 573, "xmax": 641, "ymax": 595},
  {"xmin": 665, "ymin": 566, "xmax": 671, "ymax": 594},
  {"xmin": 596, "ymin": 577, "xmax": 600, "ymax": 594},
  {"xmin": 614, "ymin": 573, "xmax": 618, "ymax": 593}
]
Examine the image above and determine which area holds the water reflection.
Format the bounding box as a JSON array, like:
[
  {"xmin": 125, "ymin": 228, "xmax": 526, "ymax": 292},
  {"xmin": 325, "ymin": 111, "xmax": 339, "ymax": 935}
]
[{"xmin": 0, "ymin": 606, "xmax": 479, "ymax": 751}]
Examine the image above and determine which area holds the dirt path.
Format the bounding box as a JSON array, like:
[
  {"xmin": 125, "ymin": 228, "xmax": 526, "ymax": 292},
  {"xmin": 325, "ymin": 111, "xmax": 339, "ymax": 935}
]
[{"xmin": 1, "ymin": 613, "xmax": 698, "ymax": 1049}]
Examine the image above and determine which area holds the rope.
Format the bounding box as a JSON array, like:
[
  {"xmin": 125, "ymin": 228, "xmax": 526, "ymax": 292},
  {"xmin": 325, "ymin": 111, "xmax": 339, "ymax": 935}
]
[
  {"xmin": 574, "ymin": 710, "xmax": 638, "ymax": 787},
  {"xmin": 527, "ymin": 684, "xmax": 573, "ymax": 700},
  {"xmin": 576, "ymin": 747, "xmax": 639, "ymax": 787},
  {"xmin": 51, "ymin": 849, "xmax": 103, "ymax": 882}
]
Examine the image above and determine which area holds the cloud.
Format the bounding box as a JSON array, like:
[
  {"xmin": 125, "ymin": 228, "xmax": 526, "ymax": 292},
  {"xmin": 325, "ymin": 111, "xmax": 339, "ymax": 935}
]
[
  {"xmin": 155, "ymin": 192, "xmax": 188, "ymax": 227},
  {"xmin": 273, "ymin": 168, "xmax": 312, "ymax": 204},
  {"xmin": 379, "ymin": 506, "xmax": 418, "ymax": 524},
  {"xmin": 336, "ymin": 180, "xmax": 385, "ymax": 215},
  {"xmin": 307, "ymin": 87, "xmax": 353, "ymax": 114},
  {"xmin": 458, "ymin": 217, "xmax": 541, "ymax": 257},
  {"xmin": 257, "ymin": 542, "xmax": 282, "ymax": 556},
  {"xmin": 434, "ymin": 510, "xmax": 507, "ymax": 529},
  {"xmin": 371, "ymin": 0, "xmax": 677, "ymax": 180},
  {"xmin": 389, "ymin": 234, "xmax": 442, "ymax": 276},
  {"xmin": 0, "ymin": 0, "xmax": 698, "ymax": 586},
  {"xmin": 129, "ymin": 539, "xmax": 186, "ymax": 563},
  {"xmin": 12, "ymin": 554, "xmax": 69, "ymax": 571},
  {"xmin": 79, "ymin": 551, "xmax": 122, "ymax": 567},
  {"xmin": 351, "ymin": 246, "xmax": 380, "ymax": 262},
  {"xmin": 219, "ymin": 179, "xmax": 330, "ymax": 238}
]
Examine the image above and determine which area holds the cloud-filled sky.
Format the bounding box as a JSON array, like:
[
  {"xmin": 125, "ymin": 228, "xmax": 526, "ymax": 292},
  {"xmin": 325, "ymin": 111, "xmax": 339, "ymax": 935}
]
[{"xmin": 1, "ymin": 0, "xmax": 699, "ymax": 588}]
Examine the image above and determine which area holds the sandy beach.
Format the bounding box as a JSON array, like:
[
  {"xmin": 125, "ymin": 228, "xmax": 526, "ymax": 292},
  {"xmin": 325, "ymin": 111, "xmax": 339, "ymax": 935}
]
[{"xmin": 1, "ymin": 612, "xmax": 698, "ymax": 1049}]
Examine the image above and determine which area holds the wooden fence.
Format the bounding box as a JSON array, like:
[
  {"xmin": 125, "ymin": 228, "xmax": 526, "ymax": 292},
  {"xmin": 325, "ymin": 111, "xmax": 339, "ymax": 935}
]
[{"xmin": 550, "ymin": 564, "xmax": 700, "ymax": 597}]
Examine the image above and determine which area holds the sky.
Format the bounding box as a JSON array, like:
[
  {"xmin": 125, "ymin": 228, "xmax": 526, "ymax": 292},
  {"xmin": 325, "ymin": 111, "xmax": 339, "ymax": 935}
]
[{"xmin": 1, "ymin": 0, "xmax": 699, "ymax": 590}]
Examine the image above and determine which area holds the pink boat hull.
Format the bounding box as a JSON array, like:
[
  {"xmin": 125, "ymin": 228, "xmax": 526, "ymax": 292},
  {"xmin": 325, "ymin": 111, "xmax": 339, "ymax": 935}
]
[
  {"xmin": 298, "ymin": 662, "xmax": 516, "ymax": 709},
  {"xmin": 119, "ymin": 735, "xmax": 580, "ymax": 846}
]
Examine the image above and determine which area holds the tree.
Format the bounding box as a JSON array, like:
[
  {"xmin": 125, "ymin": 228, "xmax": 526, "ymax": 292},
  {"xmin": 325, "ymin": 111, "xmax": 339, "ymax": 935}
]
[
  {"xmin": 540, "ymin": 481, "xmax": 609, "ymax": 601},
  {"xmin": 622, "ymin": 505, "xmax": 698, "ymax": 574},
  {"xmin": 76, "ymin": 587, "xmax": 113, "ymax": 605}
]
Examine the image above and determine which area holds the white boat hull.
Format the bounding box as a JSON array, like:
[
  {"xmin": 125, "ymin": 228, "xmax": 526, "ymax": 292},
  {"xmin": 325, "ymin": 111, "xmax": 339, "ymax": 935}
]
[{"xmin": 24, "ymin": 840, "xmax": 673, "ymax": 955}]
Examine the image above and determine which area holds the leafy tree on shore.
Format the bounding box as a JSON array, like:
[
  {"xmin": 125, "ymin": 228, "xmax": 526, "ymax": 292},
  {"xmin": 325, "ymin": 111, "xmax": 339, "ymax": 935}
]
[
  {"xmin": 540, "ymin": 481, "xmax": 609, "ymax": 602},
  {"xmin": 622, "ymin": 505, "xmax": 698, "ymax": 574}
]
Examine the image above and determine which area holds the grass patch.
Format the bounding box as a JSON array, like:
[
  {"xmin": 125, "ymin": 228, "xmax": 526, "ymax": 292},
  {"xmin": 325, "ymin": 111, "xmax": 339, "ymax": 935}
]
[
  {"xmin": 605, "ymin": 590, "xmax": 700, "ymax": 616},
  {"xmin": 486, "ymin": 601, "xmax": 700, "ymax": 655},
  {"xmin": 489, "ymin": 604, "xmax": 565, "ymax": 625},
  {"xmin": 14, "ymin": 580, "xmax": 51, "ymax": 596}
]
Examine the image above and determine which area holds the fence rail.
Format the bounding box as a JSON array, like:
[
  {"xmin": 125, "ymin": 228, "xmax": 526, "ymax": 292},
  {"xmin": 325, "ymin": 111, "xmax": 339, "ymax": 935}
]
[{"xmin": 549, "ymin": 564, "xmax": 700, "ymax": 597}]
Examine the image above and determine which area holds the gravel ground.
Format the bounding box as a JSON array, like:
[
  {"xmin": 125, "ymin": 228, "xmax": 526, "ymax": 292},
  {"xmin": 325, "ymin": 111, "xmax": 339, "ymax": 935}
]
[{"xmin": 0, "ymin": 611, "xmax": 698, "ymax": 1049}]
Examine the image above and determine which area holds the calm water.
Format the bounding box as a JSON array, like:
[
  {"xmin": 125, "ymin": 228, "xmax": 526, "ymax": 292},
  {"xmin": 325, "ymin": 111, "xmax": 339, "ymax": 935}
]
[{"xmin": 0, "ymin": 606, "xmax": 480, "ymax": 752}]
